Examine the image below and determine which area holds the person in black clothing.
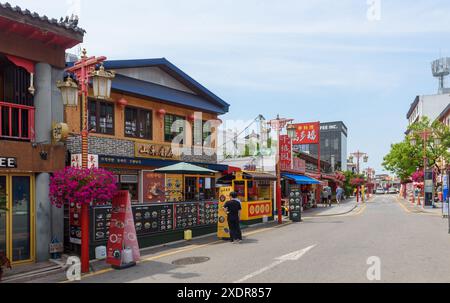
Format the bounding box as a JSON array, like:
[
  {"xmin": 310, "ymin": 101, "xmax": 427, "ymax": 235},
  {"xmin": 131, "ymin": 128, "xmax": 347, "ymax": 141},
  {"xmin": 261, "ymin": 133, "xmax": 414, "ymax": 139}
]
[{"xmin": 223, "ymin": 192, "xmax": 242, "ymax": 243}]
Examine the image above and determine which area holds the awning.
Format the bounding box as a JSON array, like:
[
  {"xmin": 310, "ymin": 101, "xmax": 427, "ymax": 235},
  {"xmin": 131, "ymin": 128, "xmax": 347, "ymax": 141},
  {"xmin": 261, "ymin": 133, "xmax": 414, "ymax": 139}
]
[
  {"xmin": 152, "ymin": 162, "xmax": 218, "ymax": 174},
  {"xmin": 282, "ymin": 173, "xmax": 320, "ymax": 185}
]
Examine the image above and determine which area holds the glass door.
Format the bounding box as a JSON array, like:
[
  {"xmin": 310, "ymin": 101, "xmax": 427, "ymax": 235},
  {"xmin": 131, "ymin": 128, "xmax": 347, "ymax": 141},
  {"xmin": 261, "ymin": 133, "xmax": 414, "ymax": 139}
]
[
  {"xmin": 0, "ymin": 176, "xmax": 7, "ymax": 256},
  {"xmin": 11, "ymin": 176, "xmax": 32, "ymax": 263}
]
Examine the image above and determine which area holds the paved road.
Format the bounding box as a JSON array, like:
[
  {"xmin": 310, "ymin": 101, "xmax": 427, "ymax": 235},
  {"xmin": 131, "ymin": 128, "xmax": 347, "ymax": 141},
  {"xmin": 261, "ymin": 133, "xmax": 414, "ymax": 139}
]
[{"xmin": 69, "ymin": 195, "xmax": 450, "ymax": 283}]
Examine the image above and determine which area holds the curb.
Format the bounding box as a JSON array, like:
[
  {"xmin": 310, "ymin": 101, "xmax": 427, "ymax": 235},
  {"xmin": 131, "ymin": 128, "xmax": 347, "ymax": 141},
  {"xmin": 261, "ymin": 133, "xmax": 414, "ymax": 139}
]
[{"xmin": 308, "ymin": 203, "xmax": 359, "ymax": 217}]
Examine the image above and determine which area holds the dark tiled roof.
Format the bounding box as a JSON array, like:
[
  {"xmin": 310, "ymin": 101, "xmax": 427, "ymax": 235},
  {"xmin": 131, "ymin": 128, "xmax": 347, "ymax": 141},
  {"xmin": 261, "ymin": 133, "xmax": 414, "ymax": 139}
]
[
  {"xmin": 0, "ymin": 2, "xmax": 85, "ymax": 34},
  {"xmin": 104, "ymin": 58, "xmax": 230, "ymax": 111}
]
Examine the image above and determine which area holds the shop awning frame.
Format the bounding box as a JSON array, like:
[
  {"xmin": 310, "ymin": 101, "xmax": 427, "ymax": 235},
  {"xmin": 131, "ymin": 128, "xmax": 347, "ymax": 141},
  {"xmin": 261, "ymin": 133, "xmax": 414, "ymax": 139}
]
[{"xmin": 282, "ymin": 173, "xmax": 320, "ymax": 185}]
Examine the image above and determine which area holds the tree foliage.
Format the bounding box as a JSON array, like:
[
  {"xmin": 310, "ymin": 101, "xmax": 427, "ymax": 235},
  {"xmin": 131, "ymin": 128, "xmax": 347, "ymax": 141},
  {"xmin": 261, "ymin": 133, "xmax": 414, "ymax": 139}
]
[{"xmin": 383, "ymin": 117, "xmax": 450, "ymax": 182}]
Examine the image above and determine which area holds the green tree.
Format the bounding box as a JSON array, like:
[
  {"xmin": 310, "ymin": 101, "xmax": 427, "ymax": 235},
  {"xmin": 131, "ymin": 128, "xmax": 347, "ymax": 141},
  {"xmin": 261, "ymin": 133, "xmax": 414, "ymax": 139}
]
[{"xmin": 383, "ymin": 116, "xmax": 450, "ymax": 181}]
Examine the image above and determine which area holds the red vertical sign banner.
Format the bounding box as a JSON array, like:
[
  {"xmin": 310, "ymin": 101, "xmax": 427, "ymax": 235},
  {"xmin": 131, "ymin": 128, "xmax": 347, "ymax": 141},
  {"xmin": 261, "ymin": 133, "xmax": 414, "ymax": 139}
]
[
  {"xmin": 106, "ymin": 191, "xmax": 140, "ymax": 268},
  {"xmin": 279, "ymin": 135, "xmax": 292, "ymax": 171}
]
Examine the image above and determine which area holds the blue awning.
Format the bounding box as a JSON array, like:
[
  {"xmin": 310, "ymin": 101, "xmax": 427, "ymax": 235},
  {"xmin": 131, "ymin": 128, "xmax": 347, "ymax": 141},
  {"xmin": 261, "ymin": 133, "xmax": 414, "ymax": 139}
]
[{"xmin": 282, "ymin": 173, "xmax": 320, "ymax": 185}]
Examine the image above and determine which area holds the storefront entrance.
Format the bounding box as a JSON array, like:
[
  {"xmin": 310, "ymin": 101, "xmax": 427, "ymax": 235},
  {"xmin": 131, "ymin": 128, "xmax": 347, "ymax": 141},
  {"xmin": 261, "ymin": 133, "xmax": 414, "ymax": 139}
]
[{"xmin": 0, "ymin": 174, "xmax": 35, "ymax": 264}]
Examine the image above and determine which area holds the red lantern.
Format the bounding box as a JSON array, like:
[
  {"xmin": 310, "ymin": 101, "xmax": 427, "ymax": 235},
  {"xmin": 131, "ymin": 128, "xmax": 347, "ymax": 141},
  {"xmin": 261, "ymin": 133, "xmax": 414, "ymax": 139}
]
[
  {"xmin": 187, "ymin": 114, "xmax": 195, "ymax": 122},
  {"xmin": 158, "ymin": 109, "xmax": 166, "ymax": 118},
  {"xmin": 117, "ymin": 98, "xmax": 128, "ymax": 109}
]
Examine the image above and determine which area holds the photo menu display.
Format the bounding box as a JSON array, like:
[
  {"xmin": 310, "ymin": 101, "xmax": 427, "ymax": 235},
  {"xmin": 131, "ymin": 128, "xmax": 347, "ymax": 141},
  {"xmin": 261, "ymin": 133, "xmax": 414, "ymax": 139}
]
[
  {"xmin": 92, "ymin": 201, "xmax": 219, "ymax": 243},
  {"xmin": 133, "ymin": 204, "xmax": 173, "ymax": 235}
]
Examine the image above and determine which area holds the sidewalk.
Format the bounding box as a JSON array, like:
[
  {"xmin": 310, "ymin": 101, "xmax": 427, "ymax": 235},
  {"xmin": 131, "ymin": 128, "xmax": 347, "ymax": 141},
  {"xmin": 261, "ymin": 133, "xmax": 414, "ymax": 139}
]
[
  {"xmin": 397, "ymin": 196, "xmax": 443, "ymax": 216},
  {"xmin": 302, "ymin": 197, "xmax": 359, "ymax": 217}
]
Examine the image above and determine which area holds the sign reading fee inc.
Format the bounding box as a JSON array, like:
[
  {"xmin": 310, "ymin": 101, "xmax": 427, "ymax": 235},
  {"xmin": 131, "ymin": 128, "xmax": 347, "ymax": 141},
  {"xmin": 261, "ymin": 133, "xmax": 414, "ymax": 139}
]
[{"xmin": 0, "ymin": 157, "xmax": 17, "ymax": 168}]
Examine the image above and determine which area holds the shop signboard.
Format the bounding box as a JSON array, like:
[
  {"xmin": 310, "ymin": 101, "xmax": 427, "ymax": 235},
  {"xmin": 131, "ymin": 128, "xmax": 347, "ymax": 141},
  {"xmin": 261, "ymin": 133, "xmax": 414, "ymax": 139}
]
[
  {"xmin": 290, "ymin": 122, "xmax": 320, "ymax": 145},
  {"xmin": 135, "ymin": 142, "xmax": 181, "ymax": 160},
  {"xmin": 71, "ymin": 154, "xmax": 98, "ymax": 169},
  {"xmin": 0, "ymin": 157, "xmax": 17, "ymax": 168},
  {"xmin": 247, "ymin": 201, "xmax": 272, "ymax": 219},
  {"xmin": 106, "ymin": 191, "xmax": 140, "ymax": 268},
  {"xmin": 218, "ymin": 186, "xmax": 232, "ymax": 239},
  {"xmin": 279, "ymin": 135, "xmax": 292, "ymax": 171},
  {"xmin": 289, "ymin": 187, "xmax": 302, "ymax": 222},
  {"xmin": 142, "ymin": 171, "xmax": 166, "ymax": 203},
  {"xmin": 443, "ymin": 174, "xmax": 448, "ymax": 203},
  {"xmin": 424, "ymin": 170, "xmax": 434, "ymax": 207}
]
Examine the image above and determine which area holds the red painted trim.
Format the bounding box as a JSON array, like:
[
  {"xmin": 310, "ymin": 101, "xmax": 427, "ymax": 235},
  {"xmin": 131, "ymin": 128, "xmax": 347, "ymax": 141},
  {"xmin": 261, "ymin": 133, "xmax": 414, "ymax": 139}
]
[
  {"xmin": 5, "ymin": 55, "xmax": 35, "ymax": 74},
  {"xmin": 0, "ymin": 101, "xmax": 34, "ymax": 140}
]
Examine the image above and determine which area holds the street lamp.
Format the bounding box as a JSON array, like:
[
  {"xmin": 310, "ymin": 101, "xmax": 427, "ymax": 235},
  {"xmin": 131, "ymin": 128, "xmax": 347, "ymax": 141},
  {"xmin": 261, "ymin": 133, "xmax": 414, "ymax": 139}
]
[
  {"xmin": 268, "ymin": 115, "xmax": 294, "ymax": 225},
  {"xmin": 91, "ymin": 63, "xmax": 115, "ymax": 100},
  {"xmin": 349, "ymin": 151, "xmax": 369, "ymax": 203},
  {"xmin": 58, "ymin": 49, "xmax": 114, "ymax": 274},
  {"xmin": 57, "ymin": 76, "xmax": 79, "ymax": 107},
  {"xmin": 409, "ymin": 129, "xmax": 441, "ymax": 207}
]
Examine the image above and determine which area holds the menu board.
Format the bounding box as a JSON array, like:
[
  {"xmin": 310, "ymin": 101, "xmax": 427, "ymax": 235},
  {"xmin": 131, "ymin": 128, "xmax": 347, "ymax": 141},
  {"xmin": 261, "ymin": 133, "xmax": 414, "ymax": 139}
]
[
  {"xmin": 69, "ymin": 202, "xmax": 82, "ymax": 244},
  {"xmin": 165, "ymin": 175, "xmax": 184, "ymax": 202},
  {"xmin": 133, "ymin": 204, "xmax": 173, "ymax": 235},
  {"xmin": 175, "ymin": 203, "xmax": 199, "ymax": 229},
  {"xmin": 93, "ymin": 207, "xmax": 112, "ymax": 242},
  {"xmin": 92, "ymin": 201, "xmax": 220, "ymax": 244},
  {"xmin": 289, "ymin": 187, "xmax": 302, "ymax": 222},
  {"xmin": 199, "ymin": 202, "xmax": 219, "ymax": 225}
]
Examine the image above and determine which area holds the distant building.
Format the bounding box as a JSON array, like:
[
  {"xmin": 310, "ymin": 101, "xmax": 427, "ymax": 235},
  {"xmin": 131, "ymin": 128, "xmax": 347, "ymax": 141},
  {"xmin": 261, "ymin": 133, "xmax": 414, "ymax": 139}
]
[
  {"xmin": 437, "ymin": 103, "xmax": 450, "ymax": 127},
  {"xmin": 295, "ymin": 121, "xmax": 348, "ymax": 172},
  {"xmin": 406, "ymin": 95, "xmax": 450, "ymax": 133}
]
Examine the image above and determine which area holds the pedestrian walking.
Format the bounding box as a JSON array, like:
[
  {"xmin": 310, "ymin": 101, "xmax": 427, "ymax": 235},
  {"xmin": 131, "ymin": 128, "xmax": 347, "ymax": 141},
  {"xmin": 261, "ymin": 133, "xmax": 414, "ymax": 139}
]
[
  {"xmin": 327, "ymin": 187, "xmax": 332, "ymax": 207},
  {"xmin": 336, "ymin": 186, "xmax": 344, "ymax": 204},
  {"xmin": 321, "ymin": 187, "xmax": 329, "ymax": 207},
  {"xmin": 224, "ymin": 192, "xmax": 242, "ymax": 243}
]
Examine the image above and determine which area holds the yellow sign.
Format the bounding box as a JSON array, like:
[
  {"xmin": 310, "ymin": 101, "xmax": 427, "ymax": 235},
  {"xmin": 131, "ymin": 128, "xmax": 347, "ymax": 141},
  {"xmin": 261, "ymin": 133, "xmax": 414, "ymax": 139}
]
[
  {"xmin": 165, "ymin": 174, "xmax": 183, "ymax": 202},
  {"xmin": 241, "ymin": 200, "xmax": 272, "ymax": 221},
  {"xmin": 135, "ymin": 142, "xmax": 181, "ymax": 160},
  {"xmin": 217, "ymin": 186, "xmax": 232, "ymax": 239},
  {"xmin": 52, "ymin": 122, "xmax": 69, "ymax": 143}
]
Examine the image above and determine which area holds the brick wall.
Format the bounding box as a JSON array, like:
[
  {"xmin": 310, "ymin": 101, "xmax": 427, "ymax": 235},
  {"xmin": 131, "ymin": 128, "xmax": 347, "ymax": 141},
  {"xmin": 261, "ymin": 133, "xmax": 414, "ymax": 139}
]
[{"xmin": 67, "ymin": 135, "xmax": 135, "ymax": 158}]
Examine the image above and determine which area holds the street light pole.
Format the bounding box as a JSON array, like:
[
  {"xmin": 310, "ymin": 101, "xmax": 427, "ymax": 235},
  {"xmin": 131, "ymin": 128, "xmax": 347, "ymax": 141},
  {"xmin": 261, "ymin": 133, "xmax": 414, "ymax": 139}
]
[
  {"xmin": 349, "ymin": 151, "xmax": 368, "ymax": 203},
  {"xmin": 268, "ymin": 115, "xmax": 293, "ymax": 225},
  {"xmin": 60, "ymin": 49, "xmax": 114, "ymax": 274}
]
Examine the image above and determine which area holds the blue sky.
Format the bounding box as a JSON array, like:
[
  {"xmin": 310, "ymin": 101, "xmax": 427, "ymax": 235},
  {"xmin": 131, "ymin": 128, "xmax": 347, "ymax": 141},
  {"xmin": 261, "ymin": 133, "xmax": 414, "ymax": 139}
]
[{"xmin": 10, "ymin": 0, "xmax": 450, "ymax": 174}]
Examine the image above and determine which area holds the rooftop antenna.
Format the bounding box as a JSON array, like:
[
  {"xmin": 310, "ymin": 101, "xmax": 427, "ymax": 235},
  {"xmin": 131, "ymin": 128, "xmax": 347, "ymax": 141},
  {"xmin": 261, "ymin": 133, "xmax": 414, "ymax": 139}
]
[{"xmin": 431, "ymin": 57, "xmax": 450, "ymax": 94}]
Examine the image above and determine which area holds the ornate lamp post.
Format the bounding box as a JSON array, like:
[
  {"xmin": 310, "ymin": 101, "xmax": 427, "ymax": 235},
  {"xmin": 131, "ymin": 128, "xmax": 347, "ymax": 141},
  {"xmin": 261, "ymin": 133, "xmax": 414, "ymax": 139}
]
[
  {"xmin": 349, "ymin": 151, "xmax": 369, "ymax": 202},
  {"xmin": 57, "ymin": 49, "xmax": 115, "ymax": 274},
  {"xmin": 410, "ymin": 129, "xmax": 442, "ymax": 207},
  {"xmin": 268, "ymin": 115, "xmax": 293, "ymax": 224}
]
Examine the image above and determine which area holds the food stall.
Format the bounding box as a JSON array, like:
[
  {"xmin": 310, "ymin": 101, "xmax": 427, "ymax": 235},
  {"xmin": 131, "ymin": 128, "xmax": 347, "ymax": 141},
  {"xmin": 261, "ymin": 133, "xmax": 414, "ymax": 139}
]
[
  {"xmin": 89, "ymin": 163, "xmax": 220, "ymax": 256},
  {"xmin": 217, "ymin": 171, "xmax": 276, "ymax": 224}
]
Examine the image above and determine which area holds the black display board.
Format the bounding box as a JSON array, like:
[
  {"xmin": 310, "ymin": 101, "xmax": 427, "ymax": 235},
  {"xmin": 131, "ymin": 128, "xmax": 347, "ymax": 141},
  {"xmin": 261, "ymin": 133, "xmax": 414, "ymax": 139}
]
[
  {"xmin": 289, "ymin": 187, "xmax": 302, "ymax": 222},
  {"xmin": 92, "ymin": 201, "xmax": 219, "ymax": 244}
]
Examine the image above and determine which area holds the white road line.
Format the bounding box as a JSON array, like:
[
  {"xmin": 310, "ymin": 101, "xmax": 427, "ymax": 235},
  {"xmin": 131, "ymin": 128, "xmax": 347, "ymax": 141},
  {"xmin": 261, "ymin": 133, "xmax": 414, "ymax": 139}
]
[{"xmin": 233, "ymin": 245, "xmax": 316, "ymax": 283}]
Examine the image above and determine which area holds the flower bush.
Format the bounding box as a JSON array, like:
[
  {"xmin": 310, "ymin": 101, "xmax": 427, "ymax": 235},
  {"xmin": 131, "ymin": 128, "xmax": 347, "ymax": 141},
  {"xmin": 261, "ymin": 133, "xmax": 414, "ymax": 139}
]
[
  {"xmin": 411, "ymin": 170, "xmax": 424, "ymax": 183},
  {"xmin": 49, "ymin": 167, "xmax": 118, "ymax": 208}
]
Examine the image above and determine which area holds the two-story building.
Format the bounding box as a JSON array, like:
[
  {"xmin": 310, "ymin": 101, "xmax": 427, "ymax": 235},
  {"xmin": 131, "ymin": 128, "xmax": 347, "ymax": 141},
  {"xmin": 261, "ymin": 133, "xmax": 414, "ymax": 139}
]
[
  {"xmin": 64, "ymin": 58, "xmax": 231, "ymax": 253},
  {"xmin": 0, "ymin": 3, "xmax": 84, "ymax": 265}
]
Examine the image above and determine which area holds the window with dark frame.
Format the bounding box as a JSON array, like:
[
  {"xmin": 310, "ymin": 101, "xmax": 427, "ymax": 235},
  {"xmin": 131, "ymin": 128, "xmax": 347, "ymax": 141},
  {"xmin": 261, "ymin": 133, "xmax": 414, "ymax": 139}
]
[
  {"xmin": 192, "ymin": 120, "xmax": 213, "ymax": 146},
  {"xmin": 88, "ymin": 99, "xmax": 114, "ymax": 135},
  {"xmin": 124, "ymin": 107, "xmax": 152, "ymax": 140},
  {"xmin": 165, "ymin": 114, "xmax": 186, "ymax": 143}
]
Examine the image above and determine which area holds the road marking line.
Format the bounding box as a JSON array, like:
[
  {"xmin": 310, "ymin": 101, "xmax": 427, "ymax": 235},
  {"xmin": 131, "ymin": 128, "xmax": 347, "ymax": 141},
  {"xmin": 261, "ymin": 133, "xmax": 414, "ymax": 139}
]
[{"xmin": 234, "ymin": 245, "xmax": 316, "ymax": 283}]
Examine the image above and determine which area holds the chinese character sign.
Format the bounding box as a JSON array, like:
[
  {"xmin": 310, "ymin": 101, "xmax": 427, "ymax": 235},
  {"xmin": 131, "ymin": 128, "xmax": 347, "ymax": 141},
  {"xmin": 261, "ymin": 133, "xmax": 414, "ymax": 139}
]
[
  {"xmin": 291, "ymin": 122, "xmax": 320, "ymax": 145},
  {"xmin": 279, "ymin": 135, "xmax": 292, "ymax": 170}
]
